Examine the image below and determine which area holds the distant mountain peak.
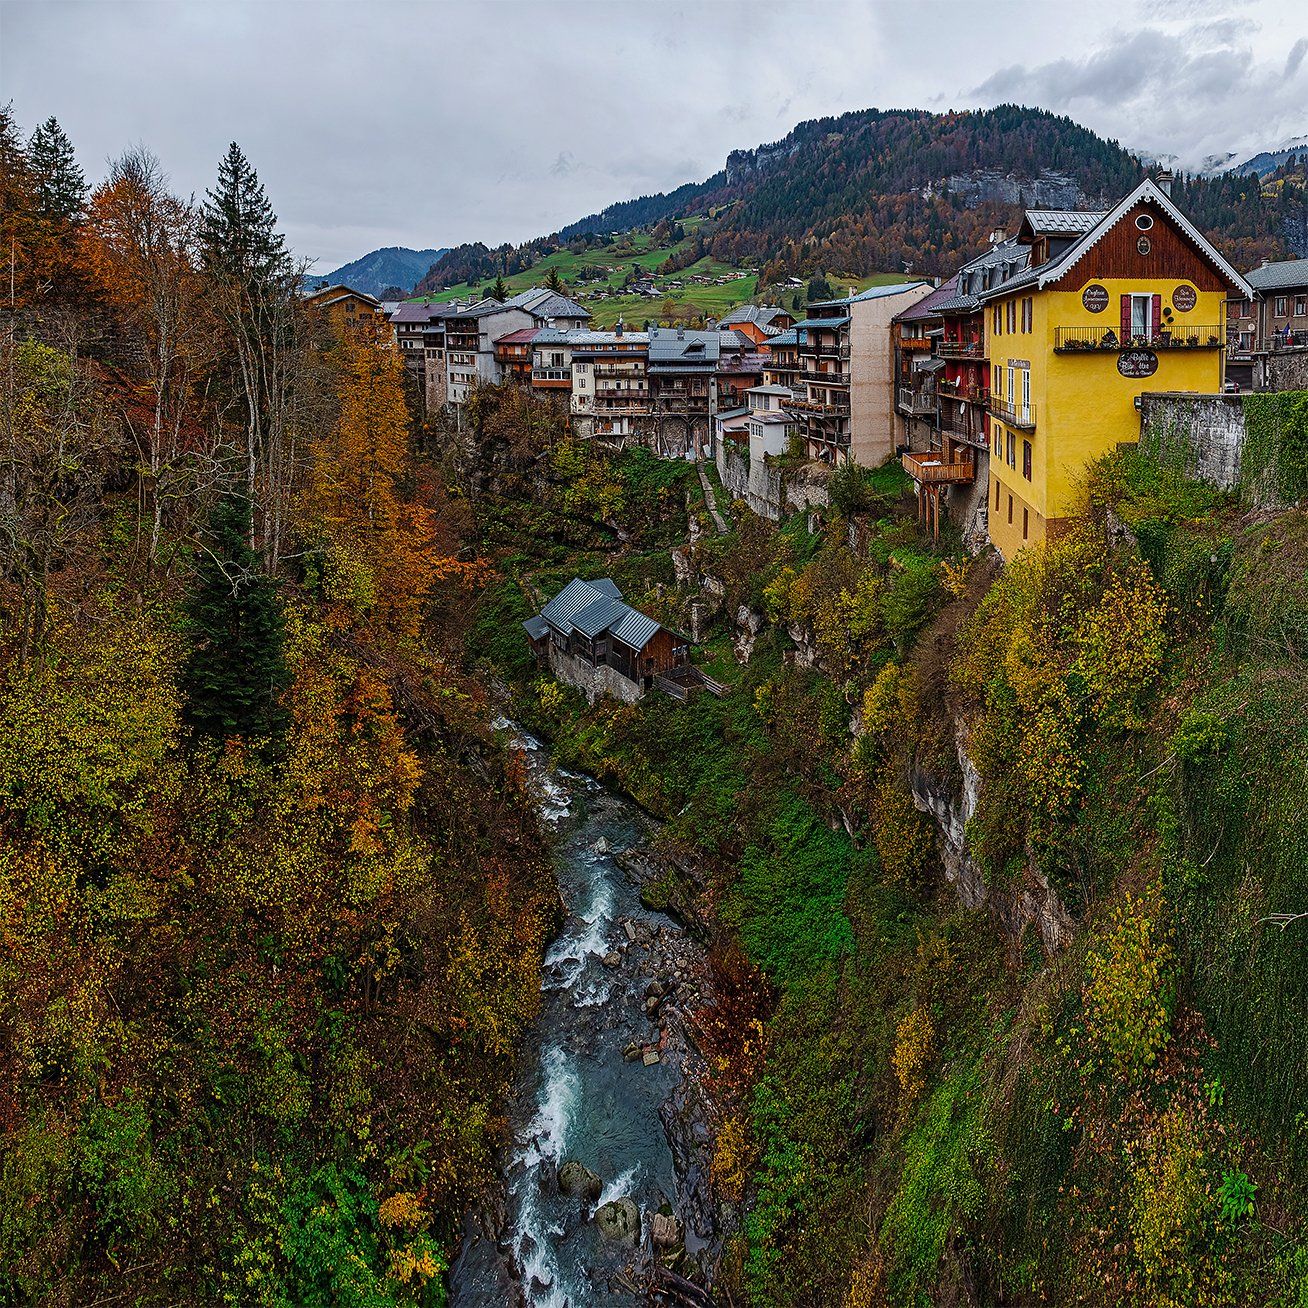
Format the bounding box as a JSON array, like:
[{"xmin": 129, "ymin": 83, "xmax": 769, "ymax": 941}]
[{"xmin": 307, "ymin": 246, "xmax": 448, "ymax": 298}]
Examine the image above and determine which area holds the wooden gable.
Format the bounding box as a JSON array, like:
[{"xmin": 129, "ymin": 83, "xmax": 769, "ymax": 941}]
[{"xmin": 1064, "ymin": 201, "xmax": 1227, "ymax": 292}]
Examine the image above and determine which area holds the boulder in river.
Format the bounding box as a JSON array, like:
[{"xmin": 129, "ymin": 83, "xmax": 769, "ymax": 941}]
[
  {"xmin": 593, "ymin": 836, "xmax": 612, "ymax": 855},
  {"xmin": 602, "ymin": 951, "xmax": 622, "ymax": 968},
  {"xmin": 595, "ymin": 1197, "xmax": 641, "ymax": 1245},
  {"xmin": 558, "ymin": 1160, "xmax": 602, "ymax": 1202},
  {"xmin": 649, "ymin": 1211, "xmax": 681, "ymax": 1249}
]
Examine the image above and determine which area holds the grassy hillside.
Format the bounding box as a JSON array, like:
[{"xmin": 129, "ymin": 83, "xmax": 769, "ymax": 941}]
[{"xmin": 410, "ymin": 219, "xmax": 908, "ymax": 327}]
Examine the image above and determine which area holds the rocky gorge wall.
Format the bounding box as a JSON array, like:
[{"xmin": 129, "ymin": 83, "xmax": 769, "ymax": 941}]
[{"xmin": 714, "ymin": 441, "xmax": 830, "ymax": 522}]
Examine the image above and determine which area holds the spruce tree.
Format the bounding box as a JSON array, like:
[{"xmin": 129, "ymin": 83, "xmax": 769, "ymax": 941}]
[
  {"xmin": 199, "ymin": 142, "xmax": 289, "ymax": 288},
  {"xmin": 26, "ymin": 117, "xmax": 85, "ymax": 228},
  {"xmin": 182, "ymin": 492, "xmax": 288, "ymax": 739},
  {"xmin": 491, "ymin": 276, "xmax": 508, "ymax": 301}
]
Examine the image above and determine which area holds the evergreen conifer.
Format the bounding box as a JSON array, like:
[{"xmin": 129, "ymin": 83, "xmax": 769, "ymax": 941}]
[
  {"xmin": 26, "ymin": 118, "xmax": 86, "ymax": 229},
  {"xmin": 199, "ymin": 142, "xmax": 289, "ymax": 287},
  {"xmin": 182, "ymin": 492, "xmax": 288, "ymax": 739}
]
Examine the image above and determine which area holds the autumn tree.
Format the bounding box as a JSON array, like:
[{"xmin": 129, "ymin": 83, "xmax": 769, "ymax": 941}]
[
  {"xmin": 0, "ymin": 337, "xmax": 118, "ymax": 657},
  {"xmin": 79, "ymin": 147, "xmax": 208, "ymax": 563},
  {"xmin": 181, "ymin": 489, "xmax": 288, "ymax": 739}
]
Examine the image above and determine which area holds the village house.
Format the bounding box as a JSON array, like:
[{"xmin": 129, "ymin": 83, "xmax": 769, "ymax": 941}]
[
  {"xmin": 895, "ymin": 239, "xmax": 1030, "ymax": 542},
  {"xmin": 791, "ymin": 281, "xmax": 935, "ymax": 466},
  {"xmin": 558, "ymin": 324, "xmax": 652, "ymax": 441},
  {"xmin": 388, "ymin": 300, "xmax": 448, "ymax": 405},
  {"xmin": 523, "ymin": 577, "xmax": 689, "ymax": 703},
  {"xmin": 493, "ymin": 327, "xmax": 540, "ymax": 383},
  {"xmin": 1225, "ymin": 258, "xmax": 1308, "ymax": 391},
  {"xmin": 717, "ymin": 303, "xmax": 796, "ymax": 346},
  {"xmin": 975, "ymin": 175, "xmax": 1250, "ymax": 558},
  {"xmin": 762, "ymin": 326, "xmax": 801, "ymax": 392},
  {"xmin": 305, "ymin": 284, "xmax": 383, "ymax": 337},
  {"xmin": 647, "ymin": 327, "xmax": 720, "ymax": 459}
]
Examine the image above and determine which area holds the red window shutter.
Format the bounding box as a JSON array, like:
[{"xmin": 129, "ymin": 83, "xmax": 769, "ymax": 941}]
[
  {"xmin": 1120, "ymin": 295, "xmax": 1132, "ymax": 340},
  {"xmin": 1151, "ymin": 294, "xmax": 1162, "ymax": 337}
]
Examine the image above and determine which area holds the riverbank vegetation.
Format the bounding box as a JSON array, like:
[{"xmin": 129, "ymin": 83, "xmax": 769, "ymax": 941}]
[
  {"xmin": 464, "ymin": 380, "xmax": 1308, "ymax": 1305},
  {"xmin": 0, "ymin": 114, "xmax": 556, "ymax": 1305}
]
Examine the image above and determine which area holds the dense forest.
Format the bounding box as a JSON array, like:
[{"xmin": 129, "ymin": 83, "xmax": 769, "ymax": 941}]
[
  {"xmin": 0, "ymin": 110, "xmax": 557, "ymax": 1304},
  {"xmin": 418, "ymin": 105, "xmax": 1304, "ymax": 299},
  {"xmin": 463, "ymin": 380, "xmax": 1308, "ymax": 1306}
]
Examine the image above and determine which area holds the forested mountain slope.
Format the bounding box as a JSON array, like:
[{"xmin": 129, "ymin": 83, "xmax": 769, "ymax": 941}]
[{"xmin": 420, "ymin": 104, "xmax": 1302, "ymax": 297}]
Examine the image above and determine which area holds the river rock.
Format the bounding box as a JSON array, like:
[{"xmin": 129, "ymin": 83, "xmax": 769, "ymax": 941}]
[
  {"xmin": 623, "ymin": 920, "xmax": 637, "ymax": 943},
  {"xmin": 643, "ymin": 1050, "xmax": 661, "ymax": 1066},
  {"xmin": 593, "ymin": 836, "xmax": 611, "ymax": 855},
  {"xmin": 649, "ymin": 1211, "xmax": 681, "ymax": 1249},
  {"xmin": 602, "ymin": 950, "xmax": 622, "ymax": 968},
  {"xmin": 558, "ymin": 1160, "xmax": 602, "ymax": 1201},
  {"xmin": 595, "ymin": 1197, "xmax": 641, "ymax": 1245},
  {"xmin": 623, "ymin": 1042, "xmax": 644, "ymax": 1062}
]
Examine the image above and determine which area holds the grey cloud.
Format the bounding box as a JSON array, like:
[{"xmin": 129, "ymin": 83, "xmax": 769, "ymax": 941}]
[
  {"xmin": 3, "ymin": 0, "xmax": 1302, "ymax": 272},
  {"xmin": 1286, "ymin": 37, "xmax": 1308, "ymax": 77}
]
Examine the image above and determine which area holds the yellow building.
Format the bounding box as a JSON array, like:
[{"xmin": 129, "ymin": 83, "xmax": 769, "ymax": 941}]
[{"xmin": 979, "ymin": 178, "xmax": 1252, "ymax": 558}]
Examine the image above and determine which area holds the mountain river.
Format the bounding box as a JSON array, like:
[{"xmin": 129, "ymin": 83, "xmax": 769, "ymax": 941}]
[{"xmin": 449, "ymin": 722, "xmax": 717, "ymax": 1306}]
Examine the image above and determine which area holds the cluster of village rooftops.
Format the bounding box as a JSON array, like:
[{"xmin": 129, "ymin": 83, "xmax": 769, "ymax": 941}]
[{"xmin": 308, "ymin": 174, "xmax": 1308, "ymax": 565}]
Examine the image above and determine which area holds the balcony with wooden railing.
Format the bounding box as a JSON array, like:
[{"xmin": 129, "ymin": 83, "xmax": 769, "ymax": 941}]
[
  {"xmin": 1053, "ymin": 325, "xmax": 1223, "ymax": 352},
  {"xmin": 901, "ymin": 450, "xmax": 976, "ymax": 485},
  {"xmin": 988, "ymin": 396, "xmax": 1036, "ymax": 430}
]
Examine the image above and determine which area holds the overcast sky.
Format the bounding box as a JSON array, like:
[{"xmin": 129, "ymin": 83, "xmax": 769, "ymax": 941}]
[{"xmin": 4, "ymin": 0, "xmax": 1305, "ymax": 273}]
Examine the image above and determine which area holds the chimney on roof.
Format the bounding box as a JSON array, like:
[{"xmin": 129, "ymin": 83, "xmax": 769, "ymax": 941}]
[
  {"xmin": 989, "ymin": 228, "xmax": 1007, "ymax": 245},
  {"xmin": 1157, "ymin": 170, "xmax": 1173, "ymax": 197},
  {"xmin": 706, "ymin": 316, "xmax": 717, "ymax": 330},
  {"xmin": 615, "ymin": 317, "xmax": 624, "ymax": 337},
  {"xmin": 677, "ymin": 328, "xmax": 685, "ymax": 339}
]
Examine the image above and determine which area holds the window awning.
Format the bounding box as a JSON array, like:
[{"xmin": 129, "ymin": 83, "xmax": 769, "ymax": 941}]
[{"xmin": 917, "ymin": 356, "xmax": 946, "ymax": 373}]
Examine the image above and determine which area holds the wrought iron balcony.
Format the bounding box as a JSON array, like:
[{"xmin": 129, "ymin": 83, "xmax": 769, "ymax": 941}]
[
  {"xmin": 1054, "ymin": 326, "xmax": 1222, "ymax": 352},
  {"xmin": 988, "ymin": 396, "xmax": 1036, "ymax": 430}
]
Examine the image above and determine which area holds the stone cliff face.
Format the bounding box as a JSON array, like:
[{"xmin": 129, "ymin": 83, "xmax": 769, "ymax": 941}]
[
  {"xmin": 933, "ymin": 169, "xmax": 1093, "ymax": 211},
  {"xmin": 724, "ymin": 138, "xmax": 800, "ymax": 186},
  {"xmin": 910, "ymin": 717, "xmax": 1074, "ymax": 955}
]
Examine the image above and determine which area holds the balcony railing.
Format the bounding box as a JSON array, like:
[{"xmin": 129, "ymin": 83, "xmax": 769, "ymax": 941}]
[
  {"xmin": 940, "ymin": 421, "xmax": 988, "ymax": 450},
  {"xmin": 988, "ymin": 396, "xmax": 1036, "ymax": 430},
  {"xmin": 938, "ymin": 380, "xmax": 989, "ymax": 403},
  {"xmin": 902, "ymin": 450, "xmax": 976, "ymax": 485},
  {"xmin": 898, "ymin": 387, "xmax": 937, "ymax": 416},
  {"xmin": 1053, "ymin": 326, "xmax": 1223, "ymax": 352},
  {"xmin": 802, "ymin": 367, "xmax": 851, "ymax": 384},
  {"xmin": 939, "ymin": 338, "xmax": 983, "ymax": 358}
]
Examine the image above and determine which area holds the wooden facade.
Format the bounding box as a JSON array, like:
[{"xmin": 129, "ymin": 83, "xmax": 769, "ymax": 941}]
[{"xmin": 1070, "ymin": 204, "xmax": 1227, "ymax": 292}]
